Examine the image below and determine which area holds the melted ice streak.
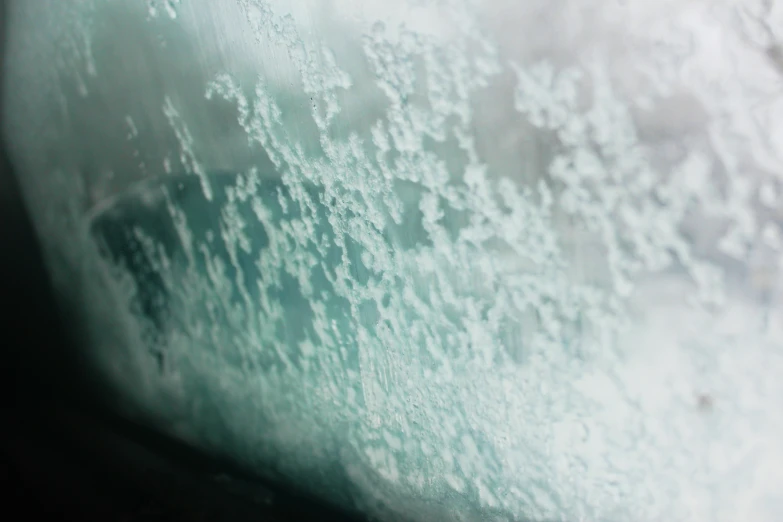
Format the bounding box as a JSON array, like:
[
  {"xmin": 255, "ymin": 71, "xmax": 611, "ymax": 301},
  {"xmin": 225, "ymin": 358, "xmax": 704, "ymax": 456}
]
[{"xmin": 25, "ymin": 0, "xmax": 783, "ymax": 520}]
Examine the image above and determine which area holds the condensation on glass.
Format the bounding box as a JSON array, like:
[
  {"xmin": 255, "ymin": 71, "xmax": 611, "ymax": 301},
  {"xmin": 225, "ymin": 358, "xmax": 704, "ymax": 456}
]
[{"xmin": 3, "ymin": 0, "xmax": 783, "ymax": 520}]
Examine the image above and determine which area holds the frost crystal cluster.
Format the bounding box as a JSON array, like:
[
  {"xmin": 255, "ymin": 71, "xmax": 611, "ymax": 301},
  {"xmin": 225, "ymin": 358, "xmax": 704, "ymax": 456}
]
[{"xmin": 4, "ymin": 0, "xmax": 783, "ymax": 520}]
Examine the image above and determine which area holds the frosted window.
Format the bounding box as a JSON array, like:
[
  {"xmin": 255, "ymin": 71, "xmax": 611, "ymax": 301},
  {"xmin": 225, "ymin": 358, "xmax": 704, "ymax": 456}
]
[{"xmin": 4, "ymin": 0, "xmax": 783, "ymax": 520}]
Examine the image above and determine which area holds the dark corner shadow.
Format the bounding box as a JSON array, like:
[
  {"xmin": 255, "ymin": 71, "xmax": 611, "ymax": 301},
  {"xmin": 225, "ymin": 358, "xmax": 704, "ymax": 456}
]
[{"xmin": 0, "ymin": 0, "xmax": 90, "ymax": 414}]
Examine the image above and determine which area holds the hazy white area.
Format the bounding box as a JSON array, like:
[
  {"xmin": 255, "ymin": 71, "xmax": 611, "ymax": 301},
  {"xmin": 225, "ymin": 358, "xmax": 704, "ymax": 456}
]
[{"xmin": 4, "ymin": 0, "xmax": 783, "ymax": 520}]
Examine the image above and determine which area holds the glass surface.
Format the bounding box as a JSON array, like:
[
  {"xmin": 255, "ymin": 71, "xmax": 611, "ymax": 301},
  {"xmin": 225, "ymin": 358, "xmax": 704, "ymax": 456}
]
[{"xmin": 3, "ymin": 0, "xmax": 783, "ymax": 520}]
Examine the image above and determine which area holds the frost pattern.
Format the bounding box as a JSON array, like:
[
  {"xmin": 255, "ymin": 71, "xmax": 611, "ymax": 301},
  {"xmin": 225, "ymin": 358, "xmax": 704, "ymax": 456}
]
[
  {"xmin": 147, "ymin": 0, "xmax": 182, "ymax": 19},
  {"xmin": 6, "ymin": 0, "xmax": 783, "ymax": 521}
]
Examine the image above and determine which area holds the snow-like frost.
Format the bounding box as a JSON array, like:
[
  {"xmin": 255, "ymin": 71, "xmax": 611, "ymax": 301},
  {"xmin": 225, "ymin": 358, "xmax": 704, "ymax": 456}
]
[{"xmin": 4, "ymin": 0, "xmax": 783, "ymax": 521}]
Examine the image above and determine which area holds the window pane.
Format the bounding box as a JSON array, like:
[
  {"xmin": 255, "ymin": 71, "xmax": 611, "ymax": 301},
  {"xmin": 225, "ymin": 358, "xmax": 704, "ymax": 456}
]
[{"xmin": 4, "ymin": 0, "xmax": 783, "ymax": 520}]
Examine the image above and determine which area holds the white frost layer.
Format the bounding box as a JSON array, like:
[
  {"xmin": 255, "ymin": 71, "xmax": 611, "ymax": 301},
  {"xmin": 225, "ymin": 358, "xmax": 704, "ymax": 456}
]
[{"xmin": 5, "ymin": 0, "xmax": 783, "ymax": 521}]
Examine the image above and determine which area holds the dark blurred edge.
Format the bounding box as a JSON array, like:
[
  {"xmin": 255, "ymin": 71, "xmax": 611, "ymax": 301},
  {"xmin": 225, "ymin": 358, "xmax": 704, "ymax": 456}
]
[{"xmin": 0, "ymin": 2, "xmax": 365, "ymax": 520}]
